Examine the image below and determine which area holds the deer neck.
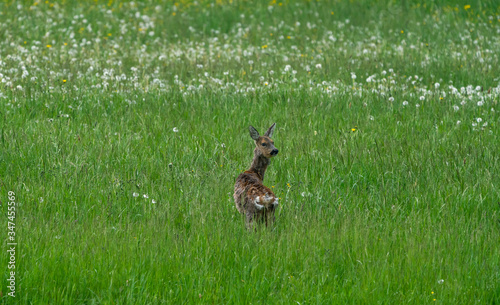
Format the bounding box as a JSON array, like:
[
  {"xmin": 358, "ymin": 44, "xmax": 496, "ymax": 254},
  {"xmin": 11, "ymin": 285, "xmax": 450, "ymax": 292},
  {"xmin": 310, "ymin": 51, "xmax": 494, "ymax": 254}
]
[{"xmin": 248, "ymin": 148, "xmax": 270, "ymax": 182}]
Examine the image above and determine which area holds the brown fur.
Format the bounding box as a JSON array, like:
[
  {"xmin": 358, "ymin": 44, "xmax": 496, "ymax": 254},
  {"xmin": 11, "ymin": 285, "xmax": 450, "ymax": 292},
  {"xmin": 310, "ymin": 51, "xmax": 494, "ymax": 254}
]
[{"xmin": 234, "ymin": 123, "xmax": 279, "ymax": 229}]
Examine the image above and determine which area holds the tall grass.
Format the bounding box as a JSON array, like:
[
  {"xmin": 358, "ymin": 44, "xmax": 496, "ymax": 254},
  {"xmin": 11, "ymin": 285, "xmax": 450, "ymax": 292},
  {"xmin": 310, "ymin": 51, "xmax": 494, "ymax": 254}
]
[{"xmin": 0, "ymin": 0, "xmax": 499, "ymax": 304}]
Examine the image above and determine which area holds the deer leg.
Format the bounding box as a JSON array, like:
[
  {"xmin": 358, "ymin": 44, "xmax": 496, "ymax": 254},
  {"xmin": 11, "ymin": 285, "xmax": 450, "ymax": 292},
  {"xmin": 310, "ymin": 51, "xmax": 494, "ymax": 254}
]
[{"xmin": 245, "ymin": 212, "xmax": 254, "ymax": 231}]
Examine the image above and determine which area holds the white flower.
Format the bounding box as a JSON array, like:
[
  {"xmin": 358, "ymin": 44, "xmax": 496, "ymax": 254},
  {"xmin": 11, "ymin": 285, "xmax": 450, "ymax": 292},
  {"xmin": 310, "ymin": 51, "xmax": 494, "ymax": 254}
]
[
  {"xmin": 351, "ymin": 73, "xmax": 357, "ymax": 80},
  {"xmin": 39, "ymin": 197, "xmax": 44, "ymax": 203},
  {"xmin": 476, "ymin": 118, "xmax": 482, "ymax": 123},
  {"xmin": 369, "ymin": 115, "xmax": 374, "ymax": 121},
  {"xmin": 133, "ymin": 192, "xmax": 139, "ymax": 197},
  {"xmin": 315, "ymin": 63, "xmax": 322, "ymax": 69},
  {"xmin": 403, "ymin": 101, "xmax": 408, "ymax": 106},
  {"xmin": 453, "ymin": 105, "xmax": 459, "ymax": 111},
  {"xmin": 284, "ymin": 65, "xmax": 292, "ymax": 72},
  {"xmin": 388, "ymin": 97, "xmax": 394, "ymax": 102},
  {"xmin": 457, "ymin": 120, "xmax": 461, "ymax": 125},
  {"xmin": 173, "ymin": 127, "xmax": 179, "ymax": 132},
  {"xmin": 477, "ymin": 101, "xmax": 484, "ymax": 106},
  {"xmin": 419, "ymin": 96, "xmax": 425, "ymax": 101},
  {"xmin": 416, "ymin": 104, "xmax": 420, "ymax": 108},
  {"xmin": 438, "ymin": 279, "xmax": 444, "ymax": 284},
  {"xmin": 434, "ymin": 82, "xmax": 440, "ymax": 89},
  {"xmin": 152, "ymin": 199, "xmax": 157, "ymax": 204}
]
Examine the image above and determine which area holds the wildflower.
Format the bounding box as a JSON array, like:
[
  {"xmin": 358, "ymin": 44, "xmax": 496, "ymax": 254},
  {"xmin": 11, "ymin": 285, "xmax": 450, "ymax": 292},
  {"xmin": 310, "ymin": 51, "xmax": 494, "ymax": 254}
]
[
  {"xmin": 143, "ymin": 194, "xmax": 149, "ymax": 199},
  {"xmin": 476, "ymin": 118, "xmax": 482, "ymax": 123},
  {"xmin": 435, "ymin": 82, "xmax": 440, "ymax": 89},
  {"xmin": 464, "ymin": 4, "xmax": 471, "ymax": 10},
  {"xmin": 419, "ymin": 96, "xmax": 425, "ymax": 101},
  {"xmin": 351, "ymin": 128, "xmax": 356, "ymax": 132},
  {"xmin": 457, "ymin": 120, "xmax": 461, "ymax": 125},
  {"xmin": 46, "ymin": 44, "xmax": 52, "ymax": 48},
  {"xmin": 438, "ymin": 279, "xmax": 444, "ymax": 284},
  {"xmin": 453, "ymin": 105, "xmax": 459, "ymax": 111},
  {"xmin": 133, "ymin": 192, "xmax": 139, "ymax": 197},
  {"xmin": 416, "ymin": 104, "xmax": 420, "ymax": 108},
  {"xmin": 39, "ymin": 197, "xmax": 44, "ymax": 203},
  {"xmin": 287, "ymin": 183, "xmax": 291, "ymax": 188},
  {"xmin": 388, "ymin": 97, "xmax": 394, "ymax": 102},
  {"xmin": 63, "ymin": 79, "xmax": 67, "ymax": 83},
  {"xmin": 315, "ymin": 63, "xmax": 322, "ymax": 69},
  {"xmin": 173, "ymin": 127, "xmax": 179, "ymax": 132},
  {"xmin": 477, "ymin": 101, "xmax": 484, "ymax": 106},
  {"xmin": 403, "ymin": 101, "xmax": 408, "ymax": 106}
]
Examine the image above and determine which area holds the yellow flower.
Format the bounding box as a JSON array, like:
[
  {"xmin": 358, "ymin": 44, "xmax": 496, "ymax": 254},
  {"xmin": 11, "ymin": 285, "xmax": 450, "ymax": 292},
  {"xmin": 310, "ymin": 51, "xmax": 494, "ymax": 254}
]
[
  {"xmin": 351, "ymin": 128, "xmax": 356, "ymax": 132},
  {"xmin": 401, "ymin": 30, "xmax": 404, "ymax": 34},
  {"xmin": 63, "ymin": 79, "xmax": 67, "ymax": 83},
  {"xmin": 331, "ymin": 11, "xmax": 334, "ymax": 15},
  {"xmin": 172, "ymin": 12, "xmax": 176, "ymax": 16},
  {"xmin": 46, "ymin": 44, "xmax": 52, "ymax": 48},
  {"xmin": 262, "ymin": 45, "xmax": 268, "ymax": 49},
  {"xmin": 287, "ymin": 183, "xmax": 291, "ymax": 188},
  {"xmin": 287, "ymin": 36, "xmax": 291, "ymax": 39},
  {"xmin": 464, "ymin": 4, "xmax": 471, "ymax": 10}
]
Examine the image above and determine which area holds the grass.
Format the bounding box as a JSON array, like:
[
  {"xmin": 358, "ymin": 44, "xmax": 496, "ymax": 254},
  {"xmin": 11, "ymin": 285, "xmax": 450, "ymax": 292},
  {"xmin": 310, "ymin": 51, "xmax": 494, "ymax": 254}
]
[{"xmin": 1, "ymin": 0, "xmax": 500, "ymax": 304}]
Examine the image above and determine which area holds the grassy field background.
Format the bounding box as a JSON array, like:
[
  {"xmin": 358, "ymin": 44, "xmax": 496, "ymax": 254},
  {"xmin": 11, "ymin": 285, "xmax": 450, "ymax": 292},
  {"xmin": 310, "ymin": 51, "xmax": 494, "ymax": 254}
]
[{"xmin": 1, "ymin": 0, "xmax": 499, "ymax": 303}]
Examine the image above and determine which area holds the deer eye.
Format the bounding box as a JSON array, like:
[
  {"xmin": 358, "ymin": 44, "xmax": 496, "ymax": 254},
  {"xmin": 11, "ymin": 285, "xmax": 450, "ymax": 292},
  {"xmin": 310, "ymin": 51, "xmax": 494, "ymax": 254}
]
[{"xmin": 261, "ymin": 143, "xmax": 267, "ymax": 147}]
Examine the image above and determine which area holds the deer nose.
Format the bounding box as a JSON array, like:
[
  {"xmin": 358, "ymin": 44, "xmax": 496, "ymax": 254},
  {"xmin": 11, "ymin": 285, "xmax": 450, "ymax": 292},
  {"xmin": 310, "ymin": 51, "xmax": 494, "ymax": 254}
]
[{"xmin": 271, "ymin": 149, "xmax": 279, "ymax": 156}]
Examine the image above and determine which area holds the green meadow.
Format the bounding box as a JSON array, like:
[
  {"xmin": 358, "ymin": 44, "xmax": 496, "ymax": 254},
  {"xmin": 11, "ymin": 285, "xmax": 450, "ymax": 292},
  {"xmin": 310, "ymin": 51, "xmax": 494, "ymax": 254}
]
[{"xmin": 0, "ymin": 0, "xmax": 499, "ymax": 303}]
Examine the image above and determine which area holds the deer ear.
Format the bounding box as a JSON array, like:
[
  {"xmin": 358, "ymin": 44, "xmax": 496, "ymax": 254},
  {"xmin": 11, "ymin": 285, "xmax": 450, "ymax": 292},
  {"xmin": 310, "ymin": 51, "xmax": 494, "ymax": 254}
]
[
  {"xmin": 264, "ymin": 123, "xmax": 276, "ymax": 137},
  {"xmin": 249, "ymin": 126, "xmax": 260, "ymax": 140}
]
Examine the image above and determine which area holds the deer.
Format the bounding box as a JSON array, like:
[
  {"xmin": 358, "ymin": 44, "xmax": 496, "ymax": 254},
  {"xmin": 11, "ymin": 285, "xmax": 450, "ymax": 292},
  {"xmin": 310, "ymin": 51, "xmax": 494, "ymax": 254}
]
[{"xmin": 234, "ymin": 123, "xmax": 279, "ymax": 229}]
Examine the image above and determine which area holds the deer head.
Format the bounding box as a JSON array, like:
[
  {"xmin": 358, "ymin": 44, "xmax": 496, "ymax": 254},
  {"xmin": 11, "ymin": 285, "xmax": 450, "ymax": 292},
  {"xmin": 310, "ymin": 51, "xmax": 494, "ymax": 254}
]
[{"xmin": 249, "ymin": 123, "xmax": 278, "ymax": 158}]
